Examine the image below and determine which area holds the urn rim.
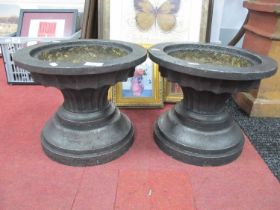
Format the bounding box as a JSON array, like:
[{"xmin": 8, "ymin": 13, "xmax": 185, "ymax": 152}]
[
  {"xmin": 13, "ymin": 39, "xmax": 147, "ymax": 75},
  {"xmin": 148, "ymin": 42, "xmax": 277, "ymax": 81}
]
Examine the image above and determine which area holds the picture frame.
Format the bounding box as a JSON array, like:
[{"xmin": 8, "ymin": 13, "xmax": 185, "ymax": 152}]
[
  {"xmin": 98, "ymin": 0, "xmax": 110, "ymax": 39},
  {"xmin": 164, "ymin": 80, "xmax": 183, "ymax": 103},
  {"xmin": 99, "ymin": 0, "xmax": 210, "ymax": 43},
  {"xmin": 16, "ymin": 9, "xmax": 78, "ymax": 37},
  {"xmin": 108, "ymin": 87, "xmax": 113, "ymax": 101},
  {"xmin": 113, "ymin": 44, "xmax": 163, "ymax": 108}
]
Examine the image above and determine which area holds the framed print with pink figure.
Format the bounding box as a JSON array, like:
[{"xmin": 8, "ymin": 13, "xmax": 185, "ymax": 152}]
[
  {"xmin": 113, "ymin": 45, "xmax": 163, "ymax": 107},
  {"xmin": 122, "ymin": 60, "xmax": 153, "ymax": 98},
  {"xmin": 164, "ymin": 79, "xmax": 183, "ymax": 103}
]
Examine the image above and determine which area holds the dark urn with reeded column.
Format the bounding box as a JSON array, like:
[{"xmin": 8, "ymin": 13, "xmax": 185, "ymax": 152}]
[
  {"xmin": 149, "ymin": 43, "xmax": 277, "ymax": 166},
  {"xmin": 14, "ymin": 40, "xmax": 146, "ymax": 166}
]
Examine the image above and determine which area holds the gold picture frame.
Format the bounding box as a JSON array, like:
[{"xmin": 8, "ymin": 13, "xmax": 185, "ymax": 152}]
[
  {"xmin": 108, "ymin": 87, "xmax": 113, "ymax": 101},
  {"xmin": 164, "ymin": 80, "xmax": 183, "ymax": 103},
  {"xmin": 113, "ymin": 44, "xmax": 163, "ymax": 108}
]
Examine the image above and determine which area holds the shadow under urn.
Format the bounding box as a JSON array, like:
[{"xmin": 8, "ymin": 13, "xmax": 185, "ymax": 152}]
[
  {"xmin": 13, "ymin": 40, "xmax": 146, "ymax": 166},
  {"xmin": 149, "ymin": 43, "xmax": 277, "ymax": 166}
]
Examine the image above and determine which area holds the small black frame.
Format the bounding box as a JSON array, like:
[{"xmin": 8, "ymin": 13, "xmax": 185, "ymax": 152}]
[{"xmin": 16, "ymin": 9, "xmax": 78, "ymax": 37}]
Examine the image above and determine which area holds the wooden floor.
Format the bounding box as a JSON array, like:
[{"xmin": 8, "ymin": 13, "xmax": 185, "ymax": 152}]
[{"xmin": 0, "ymin": 59, "xmax": 279, "ymax": 210}]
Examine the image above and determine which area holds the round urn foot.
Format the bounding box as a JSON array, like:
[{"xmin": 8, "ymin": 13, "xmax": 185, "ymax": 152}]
[
  {"xmin": 154, "ymin": 102, "xmax": 244, "ymax": 166},
  {"xmin": 41, "ymin": 104, "xmax": 134, "ymax": 166}
]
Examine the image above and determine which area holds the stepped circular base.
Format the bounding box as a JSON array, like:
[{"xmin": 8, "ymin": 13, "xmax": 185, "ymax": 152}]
[
  {"xmin": 154, "ymin": 108, "xmax": 245, "ymax": 166},
  {"xmin": 41, "ymin": 105, "xmax": 134, "ymax": 166}
]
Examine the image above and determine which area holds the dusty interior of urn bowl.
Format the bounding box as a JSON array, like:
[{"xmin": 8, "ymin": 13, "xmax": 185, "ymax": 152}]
[
  {"xmin": 168, "ymin": 48, "xmax": 254, "ymax": 68},
  {"xmin": 36, "ymin": 44, "xmax": 129, "ymax": 64}
]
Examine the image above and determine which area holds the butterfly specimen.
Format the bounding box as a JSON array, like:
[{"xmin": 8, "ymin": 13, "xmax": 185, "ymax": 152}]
[{"xmin": 134, "ymin": 0, "xmax": 181, "ymax": 32}]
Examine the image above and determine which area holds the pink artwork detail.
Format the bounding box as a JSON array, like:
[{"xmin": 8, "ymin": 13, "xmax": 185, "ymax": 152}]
[
  {"xmin": 131, "ymin": 68, "xmax": 145, "ymax": 96},
  {"xmin": 37, "ymin": 22, "xmax": 57, "ymax": 37}
]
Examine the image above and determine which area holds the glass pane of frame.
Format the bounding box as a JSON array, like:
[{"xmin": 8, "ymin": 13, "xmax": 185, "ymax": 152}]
[
  {"xmin": 164, "ymin": 80, "xmax": 183, "ymax": 103},
  {"xmin": 113, "ymin": 45, "xmax": 163, "ymax": 108}
]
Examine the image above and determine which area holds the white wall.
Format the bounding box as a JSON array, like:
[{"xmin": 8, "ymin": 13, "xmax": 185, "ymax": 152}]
[
  {"xmin": 210, "ymin": 0, "xmax": 225, "ymax": 43},
  {"xmin": 221, "ymin": 0, "xmax": 247, "ymax": 30},
  {"xmin": 0, "ymin": 0, "xmax": 85, "ymax": 12},
  {"xmin": 210, "ymin": 0, "xmax": 248, "ymax": 45}
]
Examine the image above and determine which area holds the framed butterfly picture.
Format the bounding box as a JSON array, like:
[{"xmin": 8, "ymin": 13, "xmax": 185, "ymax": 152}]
[
  {"xmin": 112, "ymin": 44, "xmax": 163, "ymax": 108},
  {"xmin": 99, "ymin": 0, "xmax": 210, "ymax": 43}
]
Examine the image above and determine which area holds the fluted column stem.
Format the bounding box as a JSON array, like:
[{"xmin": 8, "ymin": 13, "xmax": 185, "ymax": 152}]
[
  {"xmin": 181, "ymin": 86, "xmax": 231, "ymax": 114},
  {"xmin": 61, "ymin": 86, "xmax": 110, "ymax": 113}
]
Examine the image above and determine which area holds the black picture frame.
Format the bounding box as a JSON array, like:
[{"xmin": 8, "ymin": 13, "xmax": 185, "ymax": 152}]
[{"xmin": 16, "ymin": 9, "xmax": 78, "ymax": 37}]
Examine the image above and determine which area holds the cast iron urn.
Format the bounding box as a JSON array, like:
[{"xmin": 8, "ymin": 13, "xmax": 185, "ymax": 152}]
[
  {"xmin": 14, "ymin": 40, "xmax": 146, "ymax": 166},
  {"xmin": 149, "ymin": 43, "xmax": 277, "ymax": 166}
]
